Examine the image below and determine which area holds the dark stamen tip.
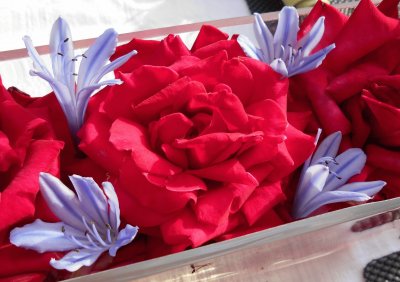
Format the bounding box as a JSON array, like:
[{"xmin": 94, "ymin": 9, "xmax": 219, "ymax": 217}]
[
  {"xmin": 64, "ymin": 38, "xmax": 69, "ymax": 42},
  {"xmin": 57, "ymin": 52, "xmax": 64, "ymax": 56},
  {"xmin": 72, "ymin": 58, "xmax": 78, "ymax": 62},
  {"xmin": 72, "ymin": 73, "xmax": 78, "ymax": 76},
  {"xmin": 82, "ymin": 54, "xmax": 87, "ymax": 58}
]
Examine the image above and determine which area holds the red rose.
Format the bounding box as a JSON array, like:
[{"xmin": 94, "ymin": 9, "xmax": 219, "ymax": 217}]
[
  {"xmin": 289, "ymin": 0, "xmax": 400, "ymax": 199},
  {"xmin": 79, "ymin": 25, "xmax": 315, "ymax": 251},
  {"xmin": 0, "ymin": 77, "xmax": 64, "ymax": 280}
]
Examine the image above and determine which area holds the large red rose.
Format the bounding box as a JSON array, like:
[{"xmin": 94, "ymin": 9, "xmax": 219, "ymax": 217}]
[
  {"xmin": 79, "ymin": 25, "xmax": 315, "ymax": 252},
  {"xmin": 289, "ymin": 0, "xmax": 400, "ymax": 199},
  {"xmin": 0, "ymin": 77, "xmax": 64, "ymax": 281}
]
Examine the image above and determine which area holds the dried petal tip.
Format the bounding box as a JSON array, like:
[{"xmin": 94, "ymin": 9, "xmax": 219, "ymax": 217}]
[
  {"xmin": 10, "ymin": 173, "xmax": 138, "ymax": 272},
  {"xmin": 238, "ymin": 7, "xmax": 335, "ymax": 77},
  {"xmin": 293, "ymin": 131, "xmax": 386, "ymax": 219},
  {"xmin": 23, "ymin": 18, "xmax": 137, "ymax": 141}
]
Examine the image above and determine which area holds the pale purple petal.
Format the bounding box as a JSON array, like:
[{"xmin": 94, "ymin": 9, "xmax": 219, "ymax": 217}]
[
  {"xmin": 337, "ymin": 181, "xmax": 386, "ymax": 196},
  {"xmin": 50, "ymin": 17, "xmax": 75, "ymax": 94},
  {"xmin": 91, "ymin": 50, "xmax": 137, "ymax": 85},
  {"xmin": 10, "ymin": 219, "xmax": 81, "ymax": 253},
  {"xmin": 254, "ymin": 13, "xmax": 274, "ymax": 62},
  {"xmin": 237, "ymin": 35, "xmax": 263, "ymax": 61},
  {"xmin": 77, "ymin": 28, "xmax": 118, "ymax": 90},
  {"xmin": 39, "ymin": 173, "xmax": 86, "ymax": 231},
  {"xmin": 273, "ymin": 7, "xmax": 299, "ymax": 59},
  {"xmin": 22, "ymin": 36, "xmax": 52, "ymax": 77},
  {"xmin": 298, "ymin": 190, "xmax": 373, "ymax": 218},
  {"xmin": 69, "ymin": 175, "xmax": 109, "ymax": 228},
  {"xmin": 75, "ymin": 79, "xmax": 122, "ymax": 125},
  {"xmin": 102, "ymin": 181, "xmax": 120, "ymax": 230},
  {"xmin": 109, "ymin": 225, "xmax": 138, "ymax": 257},
  {"xmin": 270, "ymin": 58, "xmax": 288, "ymax": 77},
  {"xmin": 50, "ymin": 249, "xmax": 103, "ymax": 272},
  {"xmin": 323, "ymin": 148, "xmax": 366, "ymax": 191},
  {"xmin": 311, "ymin": 131, "xmax": 342, "ymax": 165},
  {"xmin": 293, "ymin": 164, "xmax": 329, "ymax": 218},
  {"xmin": 297, "ymin": 16, "xmax": 326, "ymax": 56},
  {"xmin": 289, "ymin": 43, "xmax": 335, "ymax": 77}
]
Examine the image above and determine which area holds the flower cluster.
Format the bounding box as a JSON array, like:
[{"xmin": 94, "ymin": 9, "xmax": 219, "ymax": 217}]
[{"xmin": 0, "ymin": 0, "xmax": 398, "ymax": 280}]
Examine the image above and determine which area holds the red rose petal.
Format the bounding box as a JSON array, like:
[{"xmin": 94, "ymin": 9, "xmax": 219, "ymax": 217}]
[
  {"xmin": 324, "ymin": 0, "xmax": 400, "ymax": 73},
  {"xmin": 366, "ymin": 145, "xmax": 400, "ymax": 174},
  {"xmin": 191, "ymin": 25, "xmax": 229, "ymax": 52},
  {"xmin": 0, "ymin": 140, "xmax": 63, "ymax": 236},
  {"xmin": 111, "ymin": 34, "xmax": 190, "ymax": 73},
  {"xmin": 378, "ymin": 0, "xmax": 400, "ymax": 18},
  {"xmin": 78, "ymin": 113, "xmax": 125, "ymax": 175},
  {"xmin": 133, "ymin": 77, "xmax": 205, "ymax": 124},
  {"xmin": 240, "ymin": 57, "xmax": 288, "ymax": 109},
  {"xmin": 174, "ymin": 131, "xmax": 263, "ymax": 168},
  {"xmin": 292, "ymin": 70, "xmax": 351, "ymax": 135},
  {"xmin": 194, "ymin": 182, "xmax": 257, "ymax": 226},
  {"xmin": 363, "ymin": 93, "xmax": 400, "ymax": 147},
  {"xmin": 343, "ymin": 96, "xmax": 370, "ymax": 147},
  {"xmin": 118, "ymin": 158, "xmax": 196, "ymax": 217},
  {"xmin": 165, "ymin": 173, "xmax": 207, "ymax": 192},
  {"xmin": 241, "ymin": 182, "xmax": 285, "ymax": 226},
  {"xmin": 148, "ymin": 112, "xmax": 193, "ymax": 148},
  {"xmin": 103, "ymin": 65, "xmax": 180, "ymax": 120},
  {"xmin": 327, "ymin": 39, "xmax": 400, "ymax": 103},
  {"xmin": 189, "ymin": 159, "xmax": 259, "ymax": 186},
  {"xmin": 179, "ymin": 50, "xmax": 228, "ymax": 91},
  {"xmin": 109, "ymin": 118, "xmax": 182, "ymax": 181},
  {"xmin": 188, "ymin": 88, "xmax": 249, "ymax": 132}
]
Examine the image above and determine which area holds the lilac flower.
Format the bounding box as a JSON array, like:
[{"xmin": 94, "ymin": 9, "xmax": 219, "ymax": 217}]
[
  {"xmin": 238, "ymin": 7, "xmax": 335, "ymax": 77},
  {"xmin": 23, "ymin": 17, "xmax": 137, "ymax": 140},
  {"xmin": 293, "ymin": 131, "xmax": 386, "ymax": 219},
  {"xmin": 10, "ymin": 173, "xmax": 138, "ymax": 272}
]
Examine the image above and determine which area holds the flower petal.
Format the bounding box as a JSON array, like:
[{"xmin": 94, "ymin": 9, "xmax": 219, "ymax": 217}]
[
  {"xmin": 293, "ymin": 164, "xmax": 329, "ymax": 218},
  {"xmin": 299, "ymin": 190, "xmax": 373, "ymax": 219},
  {"xmin": 289, "ymin": 43, "xmax": 335, "ymax": 76},
  {"xmin": 236, "ymin": 35, "xmax": 263, "ymax": 61},
  {"xmin": 337, "ymin": 181, "xmax": 386, "ymax": 196},
  {"xmin": 22, "ymin": 36, "xmax": 52, "ymax": 77},
  {"xmin": 273, "ymin": 7, "xmax": 299, "ymax": 59},
  {"xmin": 50, "ymin": 249, "xmax": 103, "ymax": 272},
  {"xmin": 108, "ymin": 224, "xmax": 138, "ymax": 256},
  {"xmin": 50, "ymin": 17, "xmax": 75, "ymax": 95},
  {"xmin": 69, "ymin": 175, "xmax": 109, "ymax": 228},
  {"xmin": 77, "ymin": 28, "xmax": 118, "ymax": 90},
  {"xmin": 10, "ymin": 219, "xmax": 81, "ymax": 253},
  {"xmin": 102, "ymin": 181, "xmax": 120, "ymax": 230},
  {"xmin": 253, "ymin": 13, "xmax": 274, "ymax": 63},
  {"xmin": 311, "ymin": 131, "xmax": 342, "ymax": 165},
  {"xmin": 91, "ymin": 50, "xmax": 137, "ymax": 86},
  {"xmin": 297, "ymin": 16, "xmax": 326, "ymax": 56},
  {"xmin": 270, "ymin": 58, "xmax": 288, "ymax": 77},
  {"xmin": 323, "ymin": 148, "xmax": 366, "ymax": 191},
  {"xmin": 39, "ymin": 172, "xmax": 86, "ymax": 230}
]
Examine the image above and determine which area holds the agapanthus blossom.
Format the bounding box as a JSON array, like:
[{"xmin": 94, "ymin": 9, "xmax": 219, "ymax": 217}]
[
  {"xmin": 10, "ymin": 173, "xmax": 138, "ymax": 272},
  {"xmin": 293, "ymin": 131, "xmax": 386, "ymax": 219},
  {"xmin": 238, "ymin": 6, "xmax": 335, "ymax": 77},
  {"xmin": 23, "ymin": 17, "xmax": 137, "ymax": 140}
]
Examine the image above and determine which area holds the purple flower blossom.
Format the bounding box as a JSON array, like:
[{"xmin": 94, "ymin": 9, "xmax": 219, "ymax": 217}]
[
  {"xmin": 293, "ymin": 131, "xmax": 386, "ymax": 219},
  {"xmin": 10, "ymin": 173, "xmax": 138, "ymax": 272},
  {"xmin": 23, "ymin": 17, "xmax": 137, "ymax": 140},
  {"xmin": 238, "ymin": 7, "xmax": 335, "ymax": 77}
]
